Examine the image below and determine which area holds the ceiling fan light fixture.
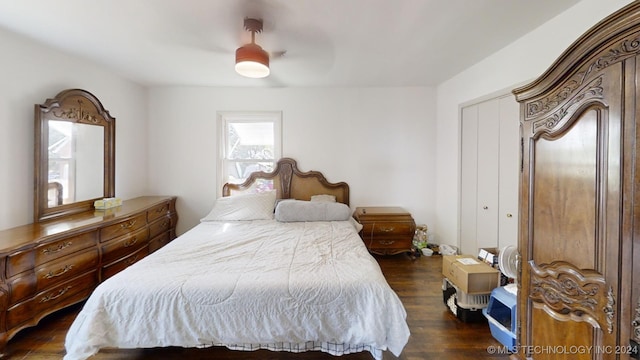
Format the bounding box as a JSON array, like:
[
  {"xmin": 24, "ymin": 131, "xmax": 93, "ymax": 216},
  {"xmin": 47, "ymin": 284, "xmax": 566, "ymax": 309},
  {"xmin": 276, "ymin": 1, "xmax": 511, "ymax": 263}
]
[
  {"xmin": 235, "ymin": 43, "xmax": 270, "ymax": 78},
  {"xmin": 234, "ymin": 18, "xmax": 271, "ymax": 79}
]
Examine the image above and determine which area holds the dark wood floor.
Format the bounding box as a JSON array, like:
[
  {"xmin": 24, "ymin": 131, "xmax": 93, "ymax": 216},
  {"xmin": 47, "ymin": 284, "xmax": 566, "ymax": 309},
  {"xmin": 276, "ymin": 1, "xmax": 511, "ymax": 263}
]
[{"xmin": 4, "ymin": 253, "xmax": 509, "ymax": 359}]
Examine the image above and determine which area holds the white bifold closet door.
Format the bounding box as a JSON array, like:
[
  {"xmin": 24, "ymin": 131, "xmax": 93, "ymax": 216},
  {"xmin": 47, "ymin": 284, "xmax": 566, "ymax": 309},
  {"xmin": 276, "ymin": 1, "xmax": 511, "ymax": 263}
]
[{"xmin": 459, "ymin": 94, "xmax": 519, "ymax": 256}]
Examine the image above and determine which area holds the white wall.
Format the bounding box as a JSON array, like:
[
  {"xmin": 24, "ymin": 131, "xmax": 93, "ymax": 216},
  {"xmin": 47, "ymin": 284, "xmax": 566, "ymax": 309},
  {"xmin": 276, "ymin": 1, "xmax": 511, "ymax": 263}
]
[
  {"xmin": 147, "ymin": 87, "xmax": 437, "ymax": 235},
  {"xmin": 0, "ymin": 27, "xmax": 149, "ymax": 231},
  {"xmin": 434, "ymin": 0, "xmax": 634, "ymax": 247}
]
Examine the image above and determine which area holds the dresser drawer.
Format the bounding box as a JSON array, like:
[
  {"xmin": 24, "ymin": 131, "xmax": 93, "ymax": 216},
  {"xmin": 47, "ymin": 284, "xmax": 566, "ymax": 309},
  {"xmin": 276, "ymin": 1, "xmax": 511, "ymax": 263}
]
[
  {"xmin": 35, "ymin": 248, "xmax": 99, "ymax": 292},
  {"xmin": 361, "ymin": 221, "xmax": 415, "ymax": 238},
  {"xmin": 147, "ymin": 201, "xmax": 172, "ymax": 223},
  {"xmin": 101, "ymin": 227, "xmax": 149, "ymax": 264},
  {"xmin": 100, "ymin": 213, "xmax": 147, "ymax": 242},
  {"xmin": 6, "ymin": 236, "xmax": 97, "ymax": 309},
  {"xmin": 148, "ymin": 232, "xmax": 170, "ymax": 253},
  {"xmin": 5, "ymin": 249, "xmax": 35, "ymax": 278},
  {"xmin": 35, "ymin": 231, "xmax": 97, "ymax": 265},
  {"xmin": 149, "ymin": 216, "xmax": 172, "ymax": 239},
  {"xmin": 6, "ymin": 232, "xmax": 97, "ymax": 279},
  {"xmin": 101, "ymin": 246, "xmax": 148, "ymax": 280},
  {"xmin": 7, "ymin": 271, "xmax": 98, "ymax": 329},
  {"xmin": 7, "ymin": 272, "xmax": 36, "ymax": 305}
]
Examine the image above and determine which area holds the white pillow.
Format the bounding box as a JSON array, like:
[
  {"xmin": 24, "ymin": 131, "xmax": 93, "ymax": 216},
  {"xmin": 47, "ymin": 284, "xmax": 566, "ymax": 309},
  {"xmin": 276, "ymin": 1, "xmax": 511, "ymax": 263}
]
[
  {"xmin": 310, "ymin": 194, "xmax": 336, "ymax": 202},
  {"xmin": 201, "ymin": 191, "xmax": 276, "ymax": 221},
  {"xmin": 275, "ymin": 199, "xmax": 351, "ymax": 222}
]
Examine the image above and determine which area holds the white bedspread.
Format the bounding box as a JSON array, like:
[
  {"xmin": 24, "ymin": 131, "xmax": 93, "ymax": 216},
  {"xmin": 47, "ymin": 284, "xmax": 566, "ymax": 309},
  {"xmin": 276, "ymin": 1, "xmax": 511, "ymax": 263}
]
[{"xmin": 64, "ymin": 220, "xmax": 410, "ymax": 359}]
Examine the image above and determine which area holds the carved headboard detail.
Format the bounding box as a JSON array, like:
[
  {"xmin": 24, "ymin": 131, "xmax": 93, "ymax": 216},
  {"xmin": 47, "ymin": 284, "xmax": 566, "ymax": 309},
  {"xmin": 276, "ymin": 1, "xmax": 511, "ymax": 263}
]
[{"xmin": 222, "ymin": 158, "xmax": 350, "ymax": 205}]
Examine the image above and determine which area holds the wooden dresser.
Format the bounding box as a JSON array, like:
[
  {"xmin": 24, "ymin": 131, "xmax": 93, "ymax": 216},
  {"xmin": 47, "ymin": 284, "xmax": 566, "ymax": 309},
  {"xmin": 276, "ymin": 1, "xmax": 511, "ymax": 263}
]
[
  {"xmin": 353, "ymin": 207, "xmax": 416, "ymax": 255},
  {"xmin": 0, "ymin": 196, "xmax": 177, "ymax": 351}
]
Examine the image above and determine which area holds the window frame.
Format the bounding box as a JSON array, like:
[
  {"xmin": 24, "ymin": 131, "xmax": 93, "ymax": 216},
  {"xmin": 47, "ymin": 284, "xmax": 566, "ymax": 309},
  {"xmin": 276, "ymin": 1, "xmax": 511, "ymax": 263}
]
[{"xmin": 217, "ymin": 111, "xmax": 282, "ymax": 196}]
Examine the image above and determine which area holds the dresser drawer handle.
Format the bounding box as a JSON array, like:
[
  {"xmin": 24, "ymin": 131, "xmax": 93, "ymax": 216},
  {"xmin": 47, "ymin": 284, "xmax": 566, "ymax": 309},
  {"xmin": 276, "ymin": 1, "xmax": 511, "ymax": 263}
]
[
  {"xmin": 126, "ymin": 255, "xmax": 139, "ymax": 266},
  {"xmin": 120, "ymin": 219, "xmax": 137, "ymax": 229},
  {"xmin": 39, "ymin": 286, "xmax": 72, "ymax": 303},
  {"xmin": 378, "ymin": 240, "xmax": 396, "ymax": 245},
  {"xmin": 156, "ymin": 206, "xmax": 167, "ymax": 213},
  {"xmin": 42, "ymin": 241, "xmax": 73, "ymax": 255},
  {"xmin": 124, "ymin": 236, "xmax": 138, "ymax": 247},
  {"xmin": 44, "ymin": 264, "xmax": 74, "ymax": 279},
  {"xmin": 378, "ymin": 226, "xmax": 395, "ymax": 233}
]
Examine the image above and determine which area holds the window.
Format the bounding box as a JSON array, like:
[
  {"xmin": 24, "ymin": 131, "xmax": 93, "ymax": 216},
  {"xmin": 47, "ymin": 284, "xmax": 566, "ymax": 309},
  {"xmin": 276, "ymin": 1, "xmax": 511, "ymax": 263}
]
[
  {"xmin": 48, "ymin": 120, "xmax": 75, "ymax": 205},
  {"xmin": 217, "ymin": 112, "xmax": 282, "ymax": 193}
]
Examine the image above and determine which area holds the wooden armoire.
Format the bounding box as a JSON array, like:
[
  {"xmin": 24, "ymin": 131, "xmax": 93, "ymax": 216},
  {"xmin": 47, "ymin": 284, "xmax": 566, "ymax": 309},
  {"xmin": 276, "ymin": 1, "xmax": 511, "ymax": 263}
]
[{"xmin": 513, "ymin": 2, "xmax": 640, "ymax": 360}]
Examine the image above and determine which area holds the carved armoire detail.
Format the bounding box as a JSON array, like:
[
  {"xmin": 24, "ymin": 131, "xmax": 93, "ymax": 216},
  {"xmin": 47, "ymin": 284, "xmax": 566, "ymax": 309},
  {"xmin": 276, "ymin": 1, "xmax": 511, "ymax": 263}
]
[{"xmin": 513, "ymin": 2, "xmax": 640, "ymax": 359}]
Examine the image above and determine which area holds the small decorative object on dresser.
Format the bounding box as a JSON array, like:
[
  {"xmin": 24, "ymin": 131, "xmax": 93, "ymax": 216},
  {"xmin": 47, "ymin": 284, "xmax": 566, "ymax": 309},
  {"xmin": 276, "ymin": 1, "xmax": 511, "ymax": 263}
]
[{"xmin": 353, "ymin": 207, "xmax": 416, "ymax": 255}]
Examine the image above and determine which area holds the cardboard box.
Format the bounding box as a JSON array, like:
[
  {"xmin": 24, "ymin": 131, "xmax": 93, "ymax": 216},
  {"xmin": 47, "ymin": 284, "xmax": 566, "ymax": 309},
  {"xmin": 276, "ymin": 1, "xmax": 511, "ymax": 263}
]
[
  {"xmin": 442, "ymin": 255, "xmax": 500, "ymax": 294},
  {"xmin": 478, "ymin": 247, "xmax": 499, "ymax": 267}
]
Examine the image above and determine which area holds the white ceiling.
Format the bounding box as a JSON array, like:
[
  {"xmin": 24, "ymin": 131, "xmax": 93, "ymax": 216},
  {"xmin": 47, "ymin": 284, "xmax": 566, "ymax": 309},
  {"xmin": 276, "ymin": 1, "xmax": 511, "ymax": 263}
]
[{"xmin": 0, "ymin": 0, "xmax": 581, "ymax": 88}]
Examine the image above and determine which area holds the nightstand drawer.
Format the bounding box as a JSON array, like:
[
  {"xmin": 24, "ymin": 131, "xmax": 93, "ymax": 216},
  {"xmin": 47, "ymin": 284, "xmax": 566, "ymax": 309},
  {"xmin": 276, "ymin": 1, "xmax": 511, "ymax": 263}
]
[
  {"xmin": 367, "ymin": 237, "xmax": 413, "ymax": 249},
  {"xmin": 361, "ymin": 222, "xmax": 415, "ymax": 237}
]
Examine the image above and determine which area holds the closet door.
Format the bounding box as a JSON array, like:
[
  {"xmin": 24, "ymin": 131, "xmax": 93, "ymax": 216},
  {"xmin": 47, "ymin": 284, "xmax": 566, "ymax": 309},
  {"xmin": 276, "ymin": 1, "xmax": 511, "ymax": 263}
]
[
  {"xmin": 475, "ymin": 100, "xmax": 500, "ymax": 250},
  {"xmin": 459, "ymin": 95, "xmax": 519, "ymax": 255},
  {"xmin": 497, "ymin": 96, "xmax": 519, "ymax": 248}
]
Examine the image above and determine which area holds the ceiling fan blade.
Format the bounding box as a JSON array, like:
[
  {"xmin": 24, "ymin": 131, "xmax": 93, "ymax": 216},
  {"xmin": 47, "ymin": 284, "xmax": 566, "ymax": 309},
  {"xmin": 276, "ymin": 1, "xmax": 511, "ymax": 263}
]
[
  {"xmin": 263, "ymin": 74, "xmax": 287, "ymax": 88},
  {"xmin": 269, "ymin": 50, "xmax": 287, "ymax": 59},
  {"xmin": 266, "ymin": 21, "xmax": 335, "ymax": 73}
]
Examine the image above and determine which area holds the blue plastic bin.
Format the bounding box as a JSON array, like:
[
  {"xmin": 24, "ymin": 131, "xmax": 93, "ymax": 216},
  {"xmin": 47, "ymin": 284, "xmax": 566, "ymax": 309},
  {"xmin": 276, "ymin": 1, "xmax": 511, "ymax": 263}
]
[{"xmin": 483, "ymin": 285, "xmax": 517, "ymax": 349}]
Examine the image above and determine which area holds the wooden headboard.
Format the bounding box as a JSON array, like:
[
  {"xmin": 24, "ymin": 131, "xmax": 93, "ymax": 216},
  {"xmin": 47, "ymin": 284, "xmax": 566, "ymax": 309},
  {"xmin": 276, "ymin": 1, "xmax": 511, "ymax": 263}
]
[{"xmin": 222, "ymin": 158, "xmax": 350, "ymax": 205}]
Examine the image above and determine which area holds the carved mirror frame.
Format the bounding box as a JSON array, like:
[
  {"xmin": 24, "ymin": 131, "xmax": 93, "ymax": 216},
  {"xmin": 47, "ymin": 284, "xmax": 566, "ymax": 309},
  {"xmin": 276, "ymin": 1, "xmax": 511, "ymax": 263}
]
[{"xmin": 34, "ymin": 89, "xmax": 115, "ymax": 222}]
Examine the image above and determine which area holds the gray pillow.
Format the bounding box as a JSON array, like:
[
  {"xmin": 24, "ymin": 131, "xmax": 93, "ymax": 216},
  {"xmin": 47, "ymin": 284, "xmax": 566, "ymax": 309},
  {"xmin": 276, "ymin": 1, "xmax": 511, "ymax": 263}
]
[{"xmin": 275, "ymin": 199, "xmax": 351, "ymax": 222}]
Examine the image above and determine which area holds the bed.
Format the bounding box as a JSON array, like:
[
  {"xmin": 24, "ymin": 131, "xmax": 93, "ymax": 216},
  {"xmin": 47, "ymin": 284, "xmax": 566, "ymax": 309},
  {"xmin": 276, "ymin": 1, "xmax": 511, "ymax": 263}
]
[{"xmin": 64, "ymin": 158, "xmax": 410, "ymax": 360}]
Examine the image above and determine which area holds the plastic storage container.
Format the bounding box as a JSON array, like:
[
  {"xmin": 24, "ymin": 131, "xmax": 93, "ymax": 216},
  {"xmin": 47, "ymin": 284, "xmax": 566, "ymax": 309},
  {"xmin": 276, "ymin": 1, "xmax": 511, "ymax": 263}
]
[
  {"xmin": 483, "ymin": 285, "xmax": 517, "ymax": 349},
  {"xmin": 442, "ymin": 278, "xmax": 490, "ymax": 323}
]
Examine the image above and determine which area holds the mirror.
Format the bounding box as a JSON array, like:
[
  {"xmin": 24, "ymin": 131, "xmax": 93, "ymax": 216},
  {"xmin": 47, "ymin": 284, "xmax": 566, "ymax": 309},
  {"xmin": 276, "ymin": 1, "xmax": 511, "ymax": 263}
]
[
  {"xmin": 34, "ymin": 89, "xmax": 115, "ymax": 222},
  {"xmin": 48, "ymin": 121, "xmax": 105, "ymax": 206}
]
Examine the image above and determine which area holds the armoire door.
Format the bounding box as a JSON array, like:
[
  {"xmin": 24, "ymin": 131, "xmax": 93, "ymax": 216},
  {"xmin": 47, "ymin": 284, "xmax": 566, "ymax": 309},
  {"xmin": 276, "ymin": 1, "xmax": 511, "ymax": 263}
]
[
  {"xmin": 459, "ymin": 95, "xmax": 519, "ymax": 255},
  {"xmin": 513, "ymin": 3, "xmax": 640, "ymax": 359}
]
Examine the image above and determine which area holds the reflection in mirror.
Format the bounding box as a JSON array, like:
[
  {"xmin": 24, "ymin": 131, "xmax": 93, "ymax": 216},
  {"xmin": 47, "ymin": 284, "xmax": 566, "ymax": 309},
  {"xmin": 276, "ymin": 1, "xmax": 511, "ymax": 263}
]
[{"xmin": 47, "ymin": 121, "xmax": 104, "ymax": 206}]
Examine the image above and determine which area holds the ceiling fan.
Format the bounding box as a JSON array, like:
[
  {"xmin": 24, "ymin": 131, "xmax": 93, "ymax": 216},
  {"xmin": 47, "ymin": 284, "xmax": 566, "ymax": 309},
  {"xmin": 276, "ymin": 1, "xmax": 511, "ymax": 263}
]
[
  {"xmin": 222, "ymin": 2, "xmax": 333, "ymax": 86},
  {"xmin": 235, "ymin": 17, "xmax": 282, "ymax": 79}
]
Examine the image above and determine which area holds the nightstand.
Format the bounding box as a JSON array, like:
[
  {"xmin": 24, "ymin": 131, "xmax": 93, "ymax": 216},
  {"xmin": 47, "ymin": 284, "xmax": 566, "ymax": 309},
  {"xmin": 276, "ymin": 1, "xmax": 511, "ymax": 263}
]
[{"xmin": 353, "ymin": 207, "xmax": 416, "ymax": 255}]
